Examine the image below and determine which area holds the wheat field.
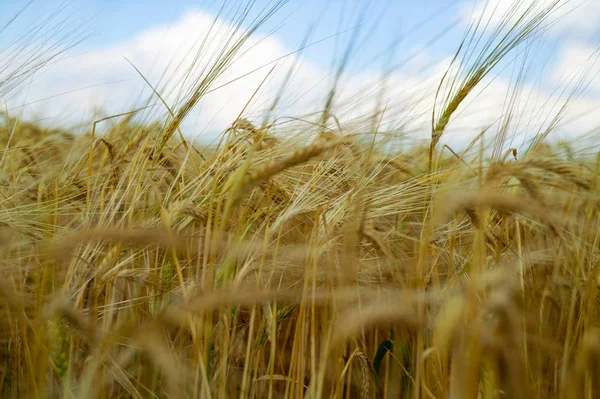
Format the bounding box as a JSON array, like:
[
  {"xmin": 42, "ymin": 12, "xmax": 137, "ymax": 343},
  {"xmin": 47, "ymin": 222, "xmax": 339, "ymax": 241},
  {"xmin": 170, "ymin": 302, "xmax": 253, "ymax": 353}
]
[{"xmin": 1, "ymin": 1, "xmax": 600, "ymax": 398}]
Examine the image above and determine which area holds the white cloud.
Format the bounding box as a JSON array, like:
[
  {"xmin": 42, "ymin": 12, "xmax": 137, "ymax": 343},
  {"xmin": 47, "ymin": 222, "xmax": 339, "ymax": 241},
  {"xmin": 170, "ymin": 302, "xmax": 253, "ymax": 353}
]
[
  {"xmin": 3, "ymin": 8, "xmax": 438, "ymax": 140},
  {"xmin": 5, "ymin": 9, "xmax": 333, "ymax": 136},
  {"xmin": 550, "ymin": 41, "xmax": 600, "ymax": 89},
  {"xmin": 3, "ymin": 5, "xmax": 600, "ymax": 151},
  {"xmin": 459, "ymin": 0, "xmax": 600, "ymax": 38}
]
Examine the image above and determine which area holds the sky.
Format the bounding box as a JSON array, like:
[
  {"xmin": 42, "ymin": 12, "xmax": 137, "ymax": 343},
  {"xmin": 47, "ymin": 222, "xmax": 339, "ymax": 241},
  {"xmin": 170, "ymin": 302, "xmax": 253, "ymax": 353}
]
[{"xmin": 1, "ymin": 0, "xmax": 600, "ymax": 150}]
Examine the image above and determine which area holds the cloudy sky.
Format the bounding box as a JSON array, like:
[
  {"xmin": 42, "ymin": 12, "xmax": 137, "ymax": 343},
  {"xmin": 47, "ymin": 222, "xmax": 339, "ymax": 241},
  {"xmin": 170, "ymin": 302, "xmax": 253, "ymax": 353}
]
[{"xmin": 1, "ymin": 0, "xmax": 600, "ymax": 150}]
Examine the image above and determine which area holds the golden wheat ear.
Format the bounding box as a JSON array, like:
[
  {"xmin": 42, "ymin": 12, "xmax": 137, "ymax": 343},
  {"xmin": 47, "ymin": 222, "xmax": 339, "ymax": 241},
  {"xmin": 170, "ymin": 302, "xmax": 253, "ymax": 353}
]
[{"xmin": 4, "ymin": 0, "xmax": 600, "ymax": 397}]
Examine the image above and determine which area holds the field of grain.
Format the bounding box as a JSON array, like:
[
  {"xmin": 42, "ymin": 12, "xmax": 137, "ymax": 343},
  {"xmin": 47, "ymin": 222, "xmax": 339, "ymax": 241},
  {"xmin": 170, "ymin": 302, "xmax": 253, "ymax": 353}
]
[{"xmin": 1, "ymin": 1, "xmax": 600, "ymax": 398}]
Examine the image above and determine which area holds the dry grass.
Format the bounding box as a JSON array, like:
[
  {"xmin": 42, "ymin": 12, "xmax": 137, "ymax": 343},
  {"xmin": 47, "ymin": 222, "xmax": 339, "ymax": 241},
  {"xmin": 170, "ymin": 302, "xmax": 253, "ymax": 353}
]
[
  {"xmin": 1, "ymin": 1, "xmax": 600, "ymax": 398},
  {"xmin": 1, "ymin": 107, "xmax": 599, "ymax": 399}
]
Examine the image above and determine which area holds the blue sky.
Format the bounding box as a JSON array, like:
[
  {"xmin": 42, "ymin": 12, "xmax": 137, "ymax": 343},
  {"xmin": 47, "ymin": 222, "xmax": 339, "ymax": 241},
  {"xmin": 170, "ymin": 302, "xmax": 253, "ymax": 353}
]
[
  {"xmin": 1, "ymin": 0, "xmax": 600, "ymax": 148},
  {"xmin": 0, "ymin": 0, "xmax": 467, "ymax": 71}
]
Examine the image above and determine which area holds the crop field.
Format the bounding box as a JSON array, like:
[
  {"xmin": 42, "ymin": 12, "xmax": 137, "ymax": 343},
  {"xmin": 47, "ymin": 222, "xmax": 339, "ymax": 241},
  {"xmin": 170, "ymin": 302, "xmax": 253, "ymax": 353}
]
[{"xmin": 1, "ymin": 1, "xmax": 600, "ymax": 398}]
